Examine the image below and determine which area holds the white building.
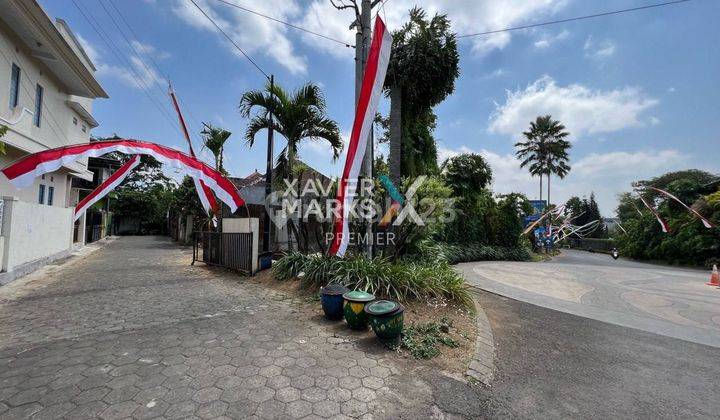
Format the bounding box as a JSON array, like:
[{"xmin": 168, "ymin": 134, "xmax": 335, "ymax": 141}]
[{"xmin": 0, "ymin": 0, "xmax": 107, "ymax": 283}]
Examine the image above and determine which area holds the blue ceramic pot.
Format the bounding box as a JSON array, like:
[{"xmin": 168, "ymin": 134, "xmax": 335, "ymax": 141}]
[{"xmin": 320, "ymin": 284, "xmax": 349, "ymax": 320}]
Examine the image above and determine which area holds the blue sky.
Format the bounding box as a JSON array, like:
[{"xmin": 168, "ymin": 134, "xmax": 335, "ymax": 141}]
[{"xmin": 41, "ymin": 0, "xmax": 719, "ymax": 214}]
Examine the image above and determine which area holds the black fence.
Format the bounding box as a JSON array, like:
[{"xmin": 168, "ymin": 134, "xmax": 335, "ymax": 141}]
[
  {"xmin": 566, "ymin": 237, "xmax": 615, "ymax": 252},
  {"xmin": 85, "ymin": 225, "xmax": 101, "ymax": 244},
  {"xmin": 193, "ymin": 231, "xmax": 254, "ymax": 275}
]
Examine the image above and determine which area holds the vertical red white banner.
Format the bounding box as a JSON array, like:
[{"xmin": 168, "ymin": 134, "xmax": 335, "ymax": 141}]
[
  {"xmin": 329, "ymin": 17, "xmax": 393, "ymax": 257},
  {"xmin": 648, "ymin": 186, "xmax": 715, "ymax": 228},
  {"xmin": 638, "ymin": 194, "xmax": 670, "ymax": 233},
  {"xmin": 74, "ymin": 155, "xmax": 141, "ymax": 221},
  {"xmin": 169, "ymin": 86, "xmax": 220, "ymax": 220}
]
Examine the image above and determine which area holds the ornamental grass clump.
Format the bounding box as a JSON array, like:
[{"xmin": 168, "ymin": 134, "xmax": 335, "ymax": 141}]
[{"xmin": 272, "ymin": 252, "xmax": 472, "ymax": 308}]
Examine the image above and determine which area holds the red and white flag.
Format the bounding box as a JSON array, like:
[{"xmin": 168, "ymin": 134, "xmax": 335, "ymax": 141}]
[
  {"xmin": 638, "ymin": 194, "xmax": 670, "ymax": 233},
  {"xmin": 1, "ymin": 139, "xmax": 245, "ymax": 212},
  {"xmin": 649, "ymin": 186, "xmax": 715, "ymax": 228},
  {"xmin": 329, "ymin": 16, "xmax": 392, "ymax": 257},
  {"xmin": 73, "ymin": 155, "xmax": 141, "ymax": 221},
  {"xmin": 169, "ymin": 85, "xmax": 220, "ymax": 219}
]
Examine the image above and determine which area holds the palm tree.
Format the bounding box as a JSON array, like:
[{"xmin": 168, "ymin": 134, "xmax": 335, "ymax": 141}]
[
  {"xmin": 515, "ymin": 115, "xmax": 571, "ymax": 207},
  {"xmin": 240, "ymin": 82, "xmax": 342, "ymax": 251},
  {"xmin": 239, "ymin": 82, "xmax": 342, "ymax": 181},
  {"xmin": 201, "ymin": 123, "xmax": 232, "ymax": 174}
]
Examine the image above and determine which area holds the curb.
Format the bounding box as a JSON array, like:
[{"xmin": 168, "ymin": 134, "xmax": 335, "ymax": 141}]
[{"xmin": 466, "ymin": 299, "xmax": 496, "ymax": 386}]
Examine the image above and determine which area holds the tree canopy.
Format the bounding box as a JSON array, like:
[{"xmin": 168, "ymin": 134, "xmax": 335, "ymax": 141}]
[{"xmin": 441, "ymin": 153, "xmax": 493, "ymax": 197}]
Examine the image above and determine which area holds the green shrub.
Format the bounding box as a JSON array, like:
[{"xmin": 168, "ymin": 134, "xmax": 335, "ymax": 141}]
[
  {"xmin": 440, "ymin": 243, "xmax": 531, "ymax": 264},
  {"xmin": 406, "ymin": 241, "xmax": 531, "ymax": 264},
  {"xmin": 272, "ymin": 252, "xmax": 472, "ymax": 307}
]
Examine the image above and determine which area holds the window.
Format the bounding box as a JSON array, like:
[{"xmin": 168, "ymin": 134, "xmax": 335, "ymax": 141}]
[
  {"xmin": 47, "ymin": 186, "xmax": 54, "ymax": 206},
  {"xmin": 81, "ymin": 124, "xmax": 86, "ymax": 133},
  {"xmin": 38, "ymin": 184, "xmax": 45, "ymax": 204},
  {"xmin": 9, "ymin": 63, "xmax": 20, "ymax": 109},
  {"xmin": 33, "ymin": 84, "xmax": 43, "ymax": 127},
  {"xmin": 73, "ymin": 117, "xmax": 77, "ymax": 125}
]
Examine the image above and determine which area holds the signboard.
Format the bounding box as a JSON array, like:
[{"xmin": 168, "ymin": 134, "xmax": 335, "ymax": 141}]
[{"xmin": 529, "ymin": 199, "xmax": 547, "ymax": 215}]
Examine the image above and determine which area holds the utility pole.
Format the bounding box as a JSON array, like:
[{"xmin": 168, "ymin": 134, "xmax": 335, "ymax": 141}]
[
  {"xmin": 263, "ymin": 75, "xmax": 274, "ymax": 254},
  {"xmin": 358, "ymin": 0, "xmax": 373, "ymax": 258}
]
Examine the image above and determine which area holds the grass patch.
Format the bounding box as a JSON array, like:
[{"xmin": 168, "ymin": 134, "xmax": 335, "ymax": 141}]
[
  {"xmin": 400, "ymin": 317, "xmax": 459, "ymax": 359},
  {"xmin": 272, "ymin": 252, "xmax": 472, "ymax": 308}
]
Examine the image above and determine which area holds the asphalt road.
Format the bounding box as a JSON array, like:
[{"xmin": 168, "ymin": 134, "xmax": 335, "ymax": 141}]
[
  {"xmin": 458, "ymin": 249, "xmax": 720, "ymax": 347},
  {"xmin": 476, "ymin": 290, "xmax": 720, "ymax": 419}
]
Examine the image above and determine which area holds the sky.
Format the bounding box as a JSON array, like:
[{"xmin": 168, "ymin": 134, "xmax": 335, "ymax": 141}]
[{"xmin": 40, "ymin": 0, "xmax": 720, "ymax": 215}]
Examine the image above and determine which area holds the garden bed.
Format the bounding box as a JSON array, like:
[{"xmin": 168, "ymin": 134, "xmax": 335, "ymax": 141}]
[{"xmin": 248, "ymin": 269, "xmax": 478, "ymax": 376}]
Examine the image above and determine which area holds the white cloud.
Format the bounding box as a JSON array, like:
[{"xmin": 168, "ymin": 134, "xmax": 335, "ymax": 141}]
[
  {"xmin": 131, "ymin": 40, "xmax": 170, "ymax": 60},
  {"xmin": 172, "ymin": 0, "xmax": 307, "ymax": 74},
  {"xmin": 299, "ymin": 0, "xmax": 569, "ymax": 57},
  {"xmin": 533, "ymin": 29, "xmax": 569, "ymax": 49},
  {"xmin": 437, "ymin": 145, "xmax": 691, "ymax": 215},
  {"xmin": 584, "ymin": 36, "xmax": 616, "ymax": 59},
  {"xmin": 480, "ymin": 68, "xmax": 505, "ymax": 80},
  {"xmin": 77, "ymin": 34, "xmax": 167, "ymax": 90},
  {"xmin": 489, "ymin": 76, "xmax": 659, "ymax": 138}
]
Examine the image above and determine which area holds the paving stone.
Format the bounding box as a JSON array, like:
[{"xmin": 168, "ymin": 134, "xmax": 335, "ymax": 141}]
[
  {"xmin": 301, "ymin": 387, "xmax": 327, "ymax": 403},
  {"xmin": 34, "ymin": 402, "xmax": 76, "ymax": 419},
  {"xmin": 313, "ymin": 400, "xmax": 341, "ymax": 418},
  {"xmin": 192, "ymin": 387, "xmax": 222, "ymax": 404},
  {"xmin": 196, "ymin": 400, "xmax": 228, "ymax": 418},
  {"xmin": 0, "ymin": 237, "xmax": 437, "ymax": 420},
  {"xmin": 247, "ymin": 386, "xmax": 275, "ymax": 403},
  {"xmin": 286, "ymin": 399, "xmax": 313, "ymax": 417},
  {"xmin": 327, "ymin": 387, "xmax": 353, "ymax": 403},
  {"xmin": 341, "ymin": 399, "xmax": 369, "ymax": 417},
  {"xmin": 256, "ymin": 399, "xmax": 287, "ymax": 419},
  {"xmin": 133, "ymin": 399, "xmax": 169, "ymax": 420},
  {"xmin": 164, "ymin": 400, "xmax": 198, "ymax": 419},
  {"xmin": 100, "ymin": 400, "xmax": 141, "ymax": 420}
]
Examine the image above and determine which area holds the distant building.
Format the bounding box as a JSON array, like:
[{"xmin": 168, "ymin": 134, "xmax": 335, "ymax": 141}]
[
  {"xmin": 603, "ymin": 217, "xmax": 619, "ymax": 233},
  {"xmin": 227, "ymin": 163, "xmax": 332, "ymax": 251},
  {"xmin": 0, "ymin": 0, "xmax": 107, "ymax": 283}
]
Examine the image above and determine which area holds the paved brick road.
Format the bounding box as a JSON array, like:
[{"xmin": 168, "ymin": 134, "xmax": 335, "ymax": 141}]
[{"xmin": 0, "ymin": 236, "xmax": 480, "ymax": 419}]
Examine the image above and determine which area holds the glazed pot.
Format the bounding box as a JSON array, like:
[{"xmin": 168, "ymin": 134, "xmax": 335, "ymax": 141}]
[
  {"xmin": 364, "ymin": 300, "xmax": 405, "ymax": 347},
  {"xmin": 342, "ymin": 291, "xmax": 375, "ymax": 330},
  {"xmin": 320, "ymin": 284, "xmax": 350, "ymax": 320}
]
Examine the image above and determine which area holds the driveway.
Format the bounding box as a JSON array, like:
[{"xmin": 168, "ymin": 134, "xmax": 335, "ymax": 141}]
[
  {"xmin": 0, "ymin": 236, "xmax": 483, "ymax": 419},
  {"xmin": 458, "ymin": 249, "xmax": 720, "ymax": 347}
]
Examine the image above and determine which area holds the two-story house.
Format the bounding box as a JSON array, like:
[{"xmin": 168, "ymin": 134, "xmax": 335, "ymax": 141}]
[{"xmin": 0, "ymin": 0, "xmax": 107, "ymax": 283}]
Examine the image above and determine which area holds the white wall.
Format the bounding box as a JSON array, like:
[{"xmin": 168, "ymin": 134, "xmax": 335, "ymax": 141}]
[{"xmin": 1, "ymin": 196, "xmax": 73, "ymax": 273}]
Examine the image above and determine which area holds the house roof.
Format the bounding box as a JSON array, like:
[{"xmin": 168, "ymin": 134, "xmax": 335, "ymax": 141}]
[
  {"xmin": 229, "ymin": 161, "xmax": 332, "ymax": 190},
  {"xmin": 0, "ymin": 0, "xmax": 107, "ymax": 98},
  {"xmin": 230, "ymin": 170, "xmax": 265, "ymax": 189}
]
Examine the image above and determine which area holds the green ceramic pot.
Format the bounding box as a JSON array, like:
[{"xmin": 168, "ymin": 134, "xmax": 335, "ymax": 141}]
[
  {"xmin": 342, "ymin": 291, "xmax": 375, "ymax": 330},
  {"xmin": 364, "ymin": 300, "xmax": 405, "ymax": 347}
]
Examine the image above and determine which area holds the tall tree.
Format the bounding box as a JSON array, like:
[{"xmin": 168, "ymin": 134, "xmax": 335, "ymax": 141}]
[
  {"xmin": 384, "ymin": 7, "xmax": 460, "ymax": 183},
  {"xmin": 514, "ymin": 115, "xmax": 571, "ymax": 205},
  {"xmin": 201, "ymin": 123, "xmax": 232, "ymax": 174},
  {"xmin": 441, "ymin": 153, "xmax": 492, "ymax": 197},
  {"xmin": 239, "ymin": 82, "xmax": 342, "ymax": 181}
]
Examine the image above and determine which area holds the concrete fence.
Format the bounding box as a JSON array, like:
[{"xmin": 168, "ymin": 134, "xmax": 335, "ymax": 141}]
[{"xmin": 0, "ymin": 196, "xmax": 74, "ymax": 283}]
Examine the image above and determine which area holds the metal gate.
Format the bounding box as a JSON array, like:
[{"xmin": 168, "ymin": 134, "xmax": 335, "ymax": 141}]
[{"xmin": 193, "ymin": 232, "xmax": 254, "ymax": 275}]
